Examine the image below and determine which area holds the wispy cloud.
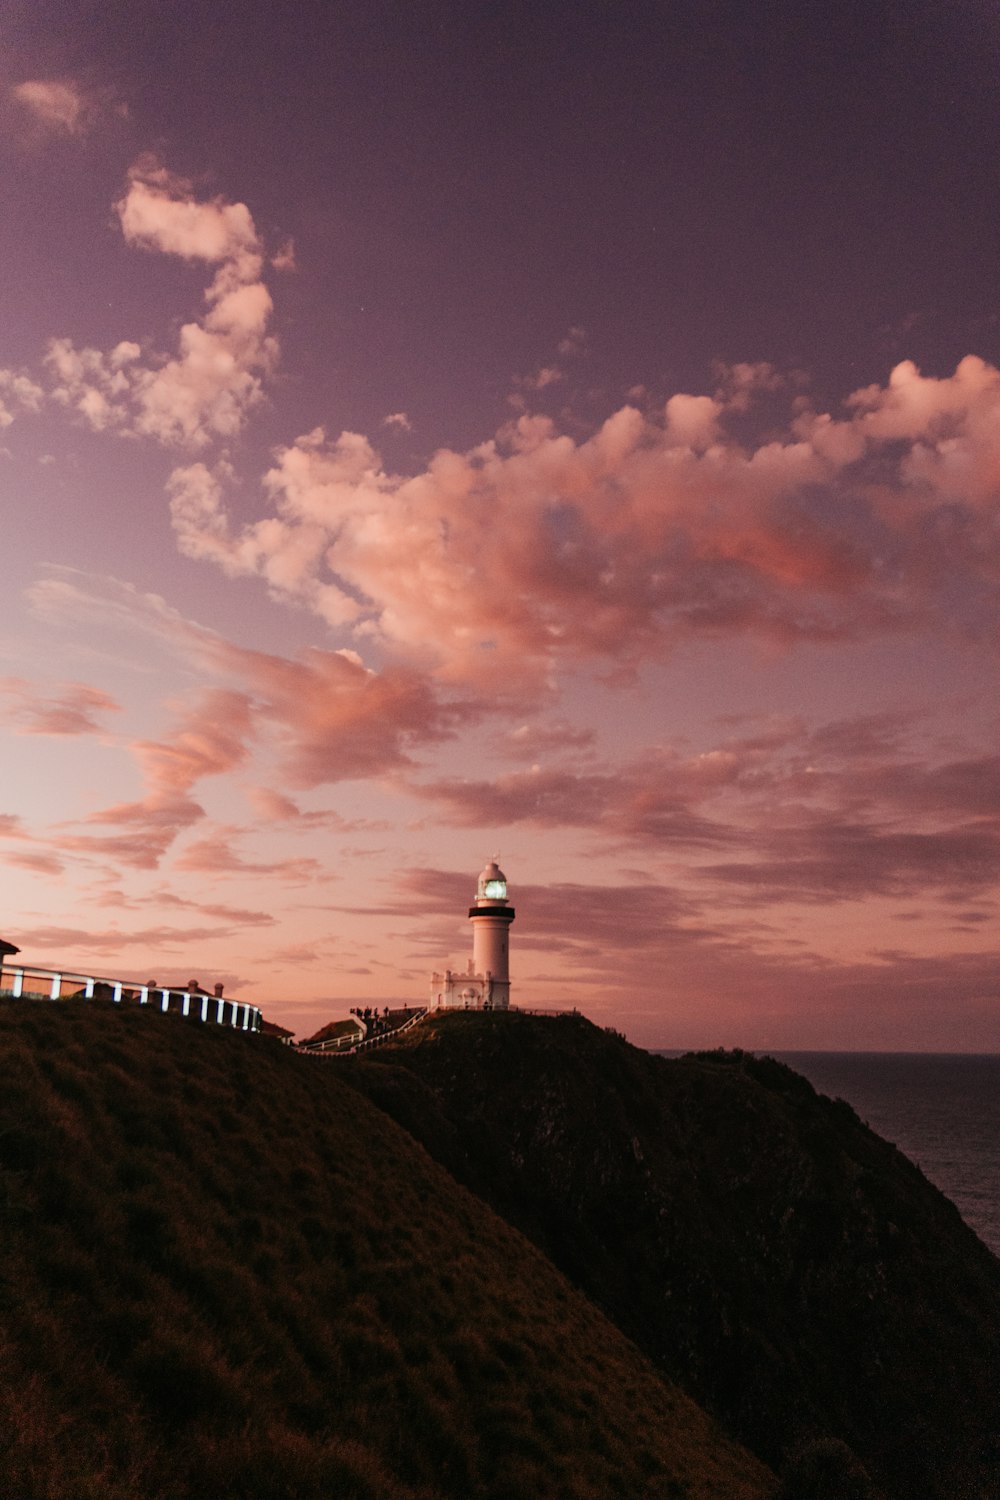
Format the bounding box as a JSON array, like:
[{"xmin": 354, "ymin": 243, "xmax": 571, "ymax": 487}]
[{"xmin": 0, "ymin": 677, "xmax": 120, "ymax": 735}]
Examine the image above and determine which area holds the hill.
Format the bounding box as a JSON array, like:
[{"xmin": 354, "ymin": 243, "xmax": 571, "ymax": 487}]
[
  {"xmin": 345, "ymin": 1010, "xmax": 1000, "ymax": 1500},
  {"xmin": 0, "ymin": 999, "xmax": 772, "ymax": 1500}
]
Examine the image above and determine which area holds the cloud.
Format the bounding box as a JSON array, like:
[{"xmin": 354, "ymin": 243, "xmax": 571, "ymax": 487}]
[
  {"xmin": 0, "ymin": 677, "xmax": 120, "ymax": 734},
  {"xmin": 243, "ymin": 785, "xmax": 388, "ymax": 831},
  {"xmin": 4, "ymin": 850, "xmax": 65, "ymax": 876},
  {"xmin": 0, "ymin": 369, "xmax": 44, "ymax": 429},
  {"xmin": 29, "ymin": 569, "xmax": 468, "ymax": 796},
  {"xmin": 411, "ymin": 760, "xmax": 734, "ymax": 847},
  {"xmin": 408, "ymin": 708, "xmax": 1000, "ymax": 917},
  {"xmin": 212, "ymin": 643, "xmax": 469, "ymax": 788},
  {"xmin": 383, "ymin": 412, "xmax": 412, "ymax": 432},
  {"xmin": 115, "ymin": 157, "xmax": 260, "ymax": 273},
  {"xmin": 164, "ymin": 355, "xmax": 1000, "ymax": 691},
  {"xmin": 43, "ymin": 159, "xmax": 276, "ymax": 448},
  {"xmin": 173, "ymin": 827, "xmax": 325, "ymax": 882},
  {"xmin": 12, "ymin": 80, "xmax": 87, "ymax": 135},
  {"xmin": 699, "ymin": 821, "xmax": 1000, "ymax": 905},
  {"xmin": 94, "ymin": 887, "xmax": 275, "ymax": 927},
  {"xmin": 516, "ymin": 365, "xmax": 563, "ymax": 393},
  {"xmin": 11, "ymin": 924, "xmax": 255, "ymax": 956},
  {"xmin": 501, "ymin": 719, "xmax": 596, "ymax": 759},
  {"xmin": 375, "ymin": 866, "xmax": 724, "ymax": 980},
  {"xmin": 70, "ymin": 686, "xmax": 255, "ymax": 866},
  {"xmin": 271, "ymin": 238, "xmax": 296, "ymax": 272},
  {"xmin": 557, "ymin": 326, "xmax": 587, "ymax": 359}
]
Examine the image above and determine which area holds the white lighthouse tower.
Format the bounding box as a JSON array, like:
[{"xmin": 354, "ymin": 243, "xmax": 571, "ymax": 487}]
[{"xmin": 430, "ymin": 859, "xmax": 515, "ymax": 1011}]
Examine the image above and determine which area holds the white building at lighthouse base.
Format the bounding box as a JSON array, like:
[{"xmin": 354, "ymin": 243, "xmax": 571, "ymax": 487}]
[{"xmin": 430, "ymin": 958, "xmax": 503, "ymax": 1011}]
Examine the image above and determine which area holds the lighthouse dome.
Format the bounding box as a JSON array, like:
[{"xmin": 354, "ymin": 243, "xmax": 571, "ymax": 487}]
[{"xmin": 477, "ymin": 860, "xmax": 508, "ymax": 901}]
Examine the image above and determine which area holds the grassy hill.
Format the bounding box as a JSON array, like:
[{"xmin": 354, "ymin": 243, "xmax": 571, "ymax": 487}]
[
  {"xmin": 0, "ymin": 999, "xmax": 773, "ymax": 1500},
  {"xmin": 346, "ymin": 1010, "xmax": 1000, "ymax": 1500}
]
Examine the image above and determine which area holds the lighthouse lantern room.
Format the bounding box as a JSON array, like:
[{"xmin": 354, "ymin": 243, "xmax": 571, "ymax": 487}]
[{"xmin": 430, "ymin": 860, "xmax": 515, "ymax": 1010}]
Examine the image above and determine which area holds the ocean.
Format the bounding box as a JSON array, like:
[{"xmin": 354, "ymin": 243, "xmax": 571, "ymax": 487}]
[{"xmin": 774, "ymin": 1052, "xmax": 1000, "ymax": 1258}]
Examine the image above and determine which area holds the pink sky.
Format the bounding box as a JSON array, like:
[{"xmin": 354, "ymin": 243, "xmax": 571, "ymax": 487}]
[{"xmin": 2, "ymin": 7, "xmax": 999, "ymax": 1047}]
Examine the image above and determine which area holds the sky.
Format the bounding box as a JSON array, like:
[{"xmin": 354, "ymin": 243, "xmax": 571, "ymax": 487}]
[{"xmin": 2, "ymin": 0, "xmax": 1000, "ymax": 1049}]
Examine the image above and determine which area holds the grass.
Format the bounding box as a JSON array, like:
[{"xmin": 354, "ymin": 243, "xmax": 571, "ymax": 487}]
[{"xmin": 0, "ymin": 998, "xmax": 774, "ymax": 1499}]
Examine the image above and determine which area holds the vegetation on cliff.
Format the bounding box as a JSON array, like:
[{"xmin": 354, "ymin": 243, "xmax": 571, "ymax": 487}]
[
  {"xmin": 348, "ymin": 1011, "xmax": 1000, "ymax": 1500},
  {"xmin": 0, "ymin": 1000, "xmax": 772, "ymax": 1500}
]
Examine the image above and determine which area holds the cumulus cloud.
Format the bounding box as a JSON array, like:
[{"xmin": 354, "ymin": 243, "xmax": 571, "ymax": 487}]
[
  {"xmin": 160, "ymin": 354, "xmax": 1000, "ymax": 693},
  {"xmin": 43, "ymin": 159, "xmax": 276, "ymax": 447},
  {"xmin": 0, "ymin": 369, "xmax": 44, "ymax": 429}
]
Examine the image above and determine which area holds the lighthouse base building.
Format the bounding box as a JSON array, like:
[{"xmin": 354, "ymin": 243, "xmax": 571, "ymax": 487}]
[{"xmin": 430, "ymin": 860, "xmax": 515, "ymax": 1011}]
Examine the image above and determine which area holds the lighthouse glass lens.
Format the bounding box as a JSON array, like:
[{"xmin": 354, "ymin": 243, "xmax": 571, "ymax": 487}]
[{"xmin": 483, "ymin": 879, "xmax": 506, "ymax": 899}]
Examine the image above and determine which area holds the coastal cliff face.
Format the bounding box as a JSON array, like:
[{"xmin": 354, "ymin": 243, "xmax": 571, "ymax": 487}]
[
  {"xmin": 0, "ymin": 1000, "xmax": 772, "ymax": 1500},
  {"xmin": 4, "ymin": 999, "xmax": 999, "ymax": 1500},
  {"xmin": 350, "ymin": 1012, "xmax": 1000, "ymax": 1500}
]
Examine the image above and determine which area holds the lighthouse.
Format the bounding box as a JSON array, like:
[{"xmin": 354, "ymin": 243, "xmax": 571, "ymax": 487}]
[{"xmin": 429, "ymin": 860, "xmax": 515, "ymax": 1011}]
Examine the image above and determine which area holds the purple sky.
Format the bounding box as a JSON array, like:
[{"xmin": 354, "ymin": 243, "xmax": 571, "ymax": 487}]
[{"xmin": 1, "ymin": 0, "xmax": 999, "ymax": 1047}]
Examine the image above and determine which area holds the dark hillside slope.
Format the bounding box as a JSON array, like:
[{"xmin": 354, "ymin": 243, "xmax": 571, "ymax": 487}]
[
  {"xmin": 0, "ymin": 1000, "xmax": 774, "ymax": 1500},
  {"xmin": 349, "ymin": 1012, "xmax": 1000, "ymax": 1500}
]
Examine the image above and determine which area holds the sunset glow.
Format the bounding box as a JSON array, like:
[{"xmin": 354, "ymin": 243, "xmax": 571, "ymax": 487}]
[{"xmin": 2, "ymin": 2, "xmax": 999, "ymax": 1047}]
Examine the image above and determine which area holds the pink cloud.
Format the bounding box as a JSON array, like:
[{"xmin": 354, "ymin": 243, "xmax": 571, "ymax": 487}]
[
  {"xmin": 0, "ymin": 677, "xmax": 120, "ymax": 735},
  {"xmin": 166, "ymin": 356, "xmax": 1000, "ymax": 689},
  {"xmin": 0, "ymin": 368, "xmax": 44, "ymax": 429},
  {"xmin": 43, "ymin": 160, "xmax": 276, "ymax": 448},
  {"xmin": 214, "ymin": 643, "xmax": 469, "ymax": 787},
  {"xmin": 4, "ymin": 850, "xmax": 64, "ymax": 876},
  {"xmin": 93, "ymin": 886, "xmax": 274, "ymax": 928},
  {"xmin": 173, "ymin": 827, "xmax": 325, "ymax": 882},
  {"xmin": 9, "ymin": 79, "xmax": 116, "ymax": 137},
  {"xmin": 115, "ymin": 158, "xmax": 261, "ymax": 274},
  {"xmin": 501, "ymin": 719, "xmax": 596, "ymax": 760},
  {"xmin": 29, "ymin": 569, "xmax": 469, "ymax": 806},
  {"xmin": 12, "ymin": 924, "xmax": 253, "ymax": 956},
  {"xmin": 53, "ymin": 686, "xmax": 255, "ymax": 869}
]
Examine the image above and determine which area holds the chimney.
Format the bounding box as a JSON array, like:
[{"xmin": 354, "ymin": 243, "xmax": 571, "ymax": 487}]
[{"xmin": 214, "ymin": 982, "xmax": 224, "ymax": 998}]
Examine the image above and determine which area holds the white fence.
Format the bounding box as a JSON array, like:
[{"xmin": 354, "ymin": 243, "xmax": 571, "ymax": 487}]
[
  {"xmin": 299, "ymin": 1007, "xmax": 427, "ymax": 1056},
  {"xmin": 0, "ymin": 963, "xmax": 261, "ymax": 1033}
]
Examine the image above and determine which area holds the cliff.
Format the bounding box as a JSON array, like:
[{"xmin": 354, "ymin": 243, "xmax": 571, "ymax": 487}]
[
  {"xmin": 5, "ymin": 997, "xmax": 999, "ymax": 1499},
  {"xmin": 346, "ymin": 1010, "xmax": 1000, "ymax": 1500},
  {"xmin": 0, "ymin": 999, "xmax": 771, "ymax": 1500}
]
